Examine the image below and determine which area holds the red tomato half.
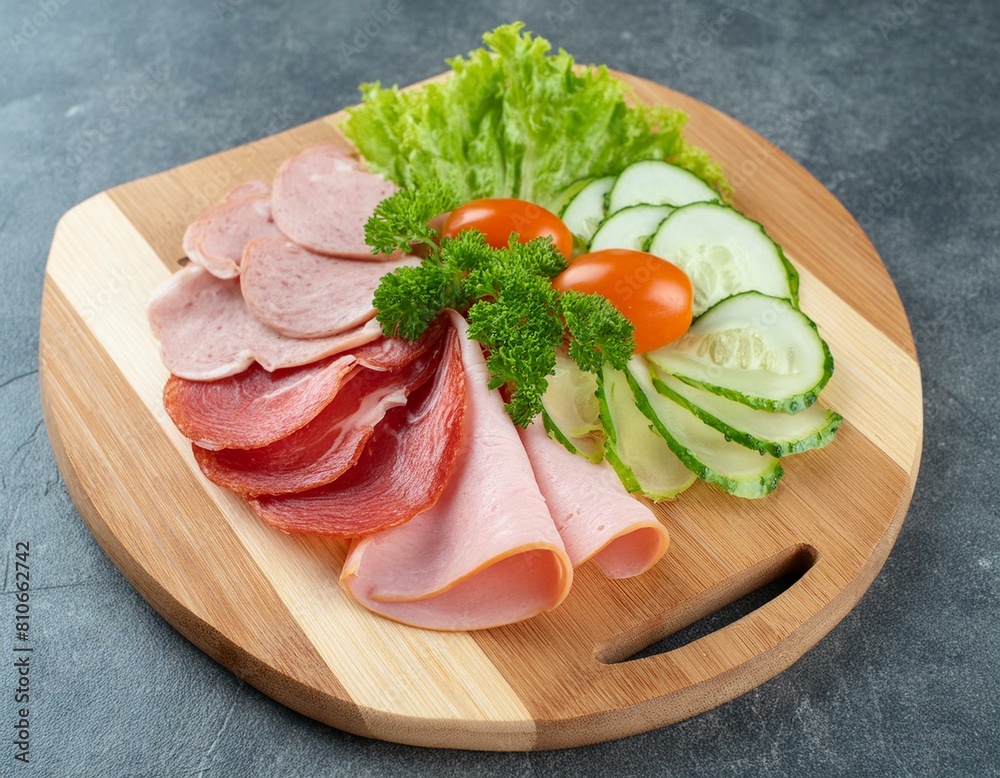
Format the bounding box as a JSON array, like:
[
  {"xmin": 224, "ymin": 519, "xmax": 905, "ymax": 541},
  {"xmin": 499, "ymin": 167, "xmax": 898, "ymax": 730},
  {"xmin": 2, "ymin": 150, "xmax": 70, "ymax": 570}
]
[
  {"xmin": 441, "ymin": 198, "xmax": 573, "ymax": 259},
  {"xmin": 552, "ymin": 249, "xmax": 694, "ymax": 353}
]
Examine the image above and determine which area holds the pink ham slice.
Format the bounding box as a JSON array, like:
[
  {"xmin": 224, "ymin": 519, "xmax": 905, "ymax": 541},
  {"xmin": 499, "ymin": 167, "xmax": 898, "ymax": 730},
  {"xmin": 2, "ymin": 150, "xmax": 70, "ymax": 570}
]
[
  {"xmin": 270, "ymin": 144, "xmax": 397, "ymax": 259},
  {"xmin": 193, "ymin": 341, "xmax": 442, "ymax": 495},
  {"xmin": 340, "ymin": 312, "xmax": 573, "ymax": 631},
  {"xmin": 247, "ymin": 325, "xmax": 465, "ymax": 537},
  {"xmin": 519, "ymin": 419, "xmax": 670, "ymax": 578},
  {"xmin": 239, "ymin": 237, "xmax": 420, "ymax": 339},
  {"xmin": 182, "ymin": 182, "xmax": 283, "ymax": 279},
  {"xmin": 147, "ymin": 265, "xmax": 382, "ymax": 380},
  {"xmin": 163, "ymin": 355, "xmax": 359, "ymax": 451}
]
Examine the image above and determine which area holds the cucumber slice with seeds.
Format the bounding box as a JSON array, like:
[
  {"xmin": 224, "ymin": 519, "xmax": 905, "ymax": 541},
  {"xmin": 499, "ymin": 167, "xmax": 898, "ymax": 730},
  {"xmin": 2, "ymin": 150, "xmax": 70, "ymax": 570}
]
[
  {"xmin": 647, "ymin": 291, "xmax": 834, "ymax": 413},
  {"xmin": 648, "ymin": 202, "xmax": 799, "ymax": 316},
  {"xmin": 559, "ymin": 176, "xmax": 615, "ymax": 246},
  {"xmin": 651, "ymin": 366, "xmax": 842, "ymax": 457},
  {"xmin": 588, "ymin": 204, "xmax": 674, "ymax": 252},
  {"xmin": 607, "ymin": 160, "xmax": 720, "ymax": 214},
  {"xmin": 598, "ymin": 366, "xmax": 696, "ymax": 500},
  {"xmin": 625, "ymin": 358, "xmax": 783, "ymax": 498}
]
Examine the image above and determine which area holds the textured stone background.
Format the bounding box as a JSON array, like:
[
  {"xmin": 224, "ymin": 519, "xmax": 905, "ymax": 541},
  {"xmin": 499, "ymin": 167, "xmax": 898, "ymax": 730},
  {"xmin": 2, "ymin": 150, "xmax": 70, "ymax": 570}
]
[{"xmin": 1, "ymin": 0, "xmax": 998, "ymax": 775}]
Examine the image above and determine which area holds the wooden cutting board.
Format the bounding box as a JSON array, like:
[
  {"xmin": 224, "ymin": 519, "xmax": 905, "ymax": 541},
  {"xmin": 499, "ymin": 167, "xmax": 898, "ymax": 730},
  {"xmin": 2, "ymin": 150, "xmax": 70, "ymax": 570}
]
[{"xmin": 39, "ymin": 71, "xmax": 923, "ymax": 751}]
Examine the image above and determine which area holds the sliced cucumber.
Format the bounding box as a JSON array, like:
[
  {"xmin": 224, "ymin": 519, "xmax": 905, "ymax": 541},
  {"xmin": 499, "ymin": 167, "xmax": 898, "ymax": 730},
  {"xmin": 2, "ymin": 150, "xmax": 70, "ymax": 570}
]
[
  {"xmin": 598, "ymin": 366, "xmax": 696, "ymax": 501},
  {"xmin": 651, "ymin": 366, "xmax": 842, "ymax": 457},
  {"xmin": 588, "ymin": 204, "xmax": 674, "ymax": 252},
  {"xmin": 626, "ymin": 358, "xmax": 783, "ymax": 498},
  {"xmin": 647, "ymin": 291, "xmax": 834, "ymax": 413},
  {"xmin": 541, "ymin": 351, "xmax": 604, "ymax": 461},
  {"xmin": 647, "ymin": 202, "xmax": 799, "ymax": 316},
  {"xmin": 559, "ymin": 176, "xmax": 615, "ymax": 246},
  {"xmin": 607, "ymin": 160, "xmax": 720, "ymax": 215}
]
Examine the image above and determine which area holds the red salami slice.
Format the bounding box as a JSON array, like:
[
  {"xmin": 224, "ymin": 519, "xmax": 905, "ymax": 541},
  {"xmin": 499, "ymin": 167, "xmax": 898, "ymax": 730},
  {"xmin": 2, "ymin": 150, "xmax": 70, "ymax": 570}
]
[
  {"xmin": 193, "ymin": 342, "xmax": 442, "ymax": 495},
  {"xmin": 248, "ymin": 326, "xmax": 465, "ymax": 536}
]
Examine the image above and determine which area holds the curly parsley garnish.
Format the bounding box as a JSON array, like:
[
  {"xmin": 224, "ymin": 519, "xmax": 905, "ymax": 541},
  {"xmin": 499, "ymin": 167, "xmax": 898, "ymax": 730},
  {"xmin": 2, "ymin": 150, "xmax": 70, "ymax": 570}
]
[{"xmin": 367, "ymin": 188, "xmax": 635, "ymax": 427}]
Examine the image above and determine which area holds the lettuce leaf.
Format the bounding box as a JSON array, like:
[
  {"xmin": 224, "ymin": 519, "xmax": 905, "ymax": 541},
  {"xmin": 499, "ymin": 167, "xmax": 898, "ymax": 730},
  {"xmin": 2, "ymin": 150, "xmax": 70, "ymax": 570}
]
[{"xmin": 341, "ymin": 23, "xmax": 728, "ymax": 207}]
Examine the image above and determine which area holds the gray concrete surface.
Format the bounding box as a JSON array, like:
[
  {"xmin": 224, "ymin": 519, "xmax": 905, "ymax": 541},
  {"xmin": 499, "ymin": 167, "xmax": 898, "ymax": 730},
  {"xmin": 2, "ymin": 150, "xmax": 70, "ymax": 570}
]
[{"xmin": 1, "ymin": 0, "xmax": 998, "ymax": 775}]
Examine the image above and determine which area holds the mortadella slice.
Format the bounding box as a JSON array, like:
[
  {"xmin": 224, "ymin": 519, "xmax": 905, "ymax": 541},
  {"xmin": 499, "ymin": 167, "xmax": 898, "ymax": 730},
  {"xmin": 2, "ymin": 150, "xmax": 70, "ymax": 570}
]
[
  {"xmin": 519, "ymin": 419, "xmax": 670, "ymax": 579},
  {"xmin": 239, "ymin": 238, "xmax": 420, "ymax": 338},
  {"xmin": 341, "ymin": 312, "xmax": 573, "ymax": 631},
  {"xmin": 270, "ymin": 144, "xmax": 397, "ymax": 259},
  {"xmin": 163, "ymin": 354, "xmax": 359, "ymax": 450},
  {"xmin": 247, "ymin": 325, "xmax": 465, "ymax": 537},
  {"xmin": 147, "ymin": 265, "xmax": 382, "ymax": 380},
  {"xmin": 193, "ymin": 341, "xmax": 442, "ymax": 495},
  {"xmin": 182, "ymin": 182, "xmax": 283, "ymax": 279}
]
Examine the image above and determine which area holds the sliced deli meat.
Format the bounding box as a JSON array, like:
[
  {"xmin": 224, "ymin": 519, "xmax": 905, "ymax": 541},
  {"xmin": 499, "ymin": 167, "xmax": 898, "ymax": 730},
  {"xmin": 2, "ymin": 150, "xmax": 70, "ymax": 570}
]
[
  {"xmin": 182, "ymin": 182, "xmax": 283, "ymax": 279},
  {"xmin": 248, "ymin": 325, "xmax": 465, "ymax": 537},
  {"xmin": 147, "ymin": 265, "xmax": 382, "ymax": 380},
  {"xmin": 350, "ymin": 318, "xmax": 446, "ymax": 371},
  {"xmin": 340, "ymin": 312, "xmax": 573, "ymax": 631},
  {"xmin": 163, "ymin": 354, "xmax": 359, "ymax": 451},
  {"xmin": 519, "ymin": 419, "xmax": 670, "ymax": 579},
  {"xmin": 163, "ymin": 323, "xmax": 446, "ymax": 451},
  {"xmin": 270, "ymin": 144, "xmax": 397, "ymax": 259},
  {"xmin": 193, "ymin": 341, "xmax": 442, "ymax": 495},
  {"xmin": 239, "ymin": 238, "xmax": 420, "ymax": 339}
]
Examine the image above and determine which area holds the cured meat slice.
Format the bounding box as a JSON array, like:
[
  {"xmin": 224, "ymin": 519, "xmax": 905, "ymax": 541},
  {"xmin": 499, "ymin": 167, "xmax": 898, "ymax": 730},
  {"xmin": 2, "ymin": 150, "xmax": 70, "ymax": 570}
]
[
  {"xmin": 248, "ymin": 326, "xmax": 465, "ymax": 536},
  {"xmin": 340, "ymin": 313, "xmax": 573, "ymax": 631},
  {"xmin": 270, "ymin": 144, "xmax": 397, "ymax": 259},
  {"xmin": 222, "ymin": 180, "xmax": 270, "ymax": 201},
  {"xmin": 350, "ymin": 318, "xmax": 445, "ymax": 371},
  {"xmin": 239, "ymin": 237, "xmax": 420, "ymax": 339},
  {"xmin": 163, "ymin": 355, "xmax": 359, "ymax": 451},
  {"xmin": 193, "ymin": 341, "xmax": 442, "ymax": 495},
  {"xmin": 182, "ymin": 182, "xmax": 283, "ymax": 279},
  {"xmin": 519, "ymin": 419, "xmax": 670, "ymax": 579},
  {"xmin": 162, "ymin": 324, "xmax": 446, "ymax": 451},
  {"xmin": 147, "ymin": 265, "xmax": 382, "ymax": 380}
]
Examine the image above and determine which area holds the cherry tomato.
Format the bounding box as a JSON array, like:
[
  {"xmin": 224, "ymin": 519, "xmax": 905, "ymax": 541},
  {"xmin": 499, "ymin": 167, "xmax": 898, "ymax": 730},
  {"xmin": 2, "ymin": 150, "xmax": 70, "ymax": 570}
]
[
  {"xmin": 441, "ymin": 198, "xmax": 573, "ymax": 259},
  {"xmin": 552, "ymin": 249, "xmax": 694, "ymax": 353}
]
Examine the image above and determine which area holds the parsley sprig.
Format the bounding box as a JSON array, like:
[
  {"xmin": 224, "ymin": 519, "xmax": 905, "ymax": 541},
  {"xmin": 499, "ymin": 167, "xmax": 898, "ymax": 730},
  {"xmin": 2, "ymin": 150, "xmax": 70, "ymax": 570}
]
[{"xmin": 367, "ymin": 188, "xmax": 635, "ymax": 426}]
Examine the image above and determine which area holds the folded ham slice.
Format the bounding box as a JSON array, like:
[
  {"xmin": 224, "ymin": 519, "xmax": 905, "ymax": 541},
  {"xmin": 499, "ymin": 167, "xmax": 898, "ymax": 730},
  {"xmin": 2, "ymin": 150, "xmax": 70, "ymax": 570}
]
[
  {"xmin": 239, "ymin": 238, "xmax": 420, "ymax": 339},
  {"xmin": 147, "ymin": 265, "xmax": 381, "ymax": 380},
  {"xmin": 194, "ymin": 341, "xmax": 442, "ymax": 495},
  {"xmin": 341, "ymin": 312, "xmax": 573, "ymax": 631},
  {"xmin": 182, "ymin": 182, "xmax": 283, "ymax": 279},
  {"xmin": 248, "ymin": 325, "xmax": 465, "ymax": 537},
  {"xmin": 163, "ymin": 355, "xmax": 359, "ymax": 451},
  {"xmin": 270, "ymin": 145, "xmax": 396, "ymax": 259},
  {"xmin": 519, "ymin": 419, "xmax": 670, "ymax": 578}
]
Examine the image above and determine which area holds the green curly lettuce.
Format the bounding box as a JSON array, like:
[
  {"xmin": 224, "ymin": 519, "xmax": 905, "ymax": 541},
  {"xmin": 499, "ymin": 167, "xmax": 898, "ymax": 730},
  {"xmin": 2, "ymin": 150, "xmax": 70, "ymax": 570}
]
[{"xmin": 341, "ymin": 22, "xmax": 729, "ymax": 207}]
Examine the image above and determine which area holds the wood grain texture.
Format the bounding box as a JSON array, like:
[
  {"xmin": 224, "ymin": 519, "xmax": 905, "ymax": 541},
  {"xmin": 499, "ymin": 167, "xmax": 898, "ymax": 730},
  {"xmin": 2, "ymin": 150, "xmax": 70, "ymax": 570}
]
[{"xmin": 39, "ymin": 71, "xmax": 923, "ymax": 750}]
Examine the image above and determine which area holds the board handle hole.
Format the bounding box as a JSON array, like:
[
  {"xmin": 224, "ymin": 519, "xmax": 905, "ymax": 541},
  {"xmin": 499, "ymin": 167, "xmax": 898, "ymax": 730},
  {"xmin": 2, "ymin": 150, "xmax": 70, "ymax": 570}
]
[{"xmin": 599, "ymin": 543, "xmax": 817, "ymax": 665}]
